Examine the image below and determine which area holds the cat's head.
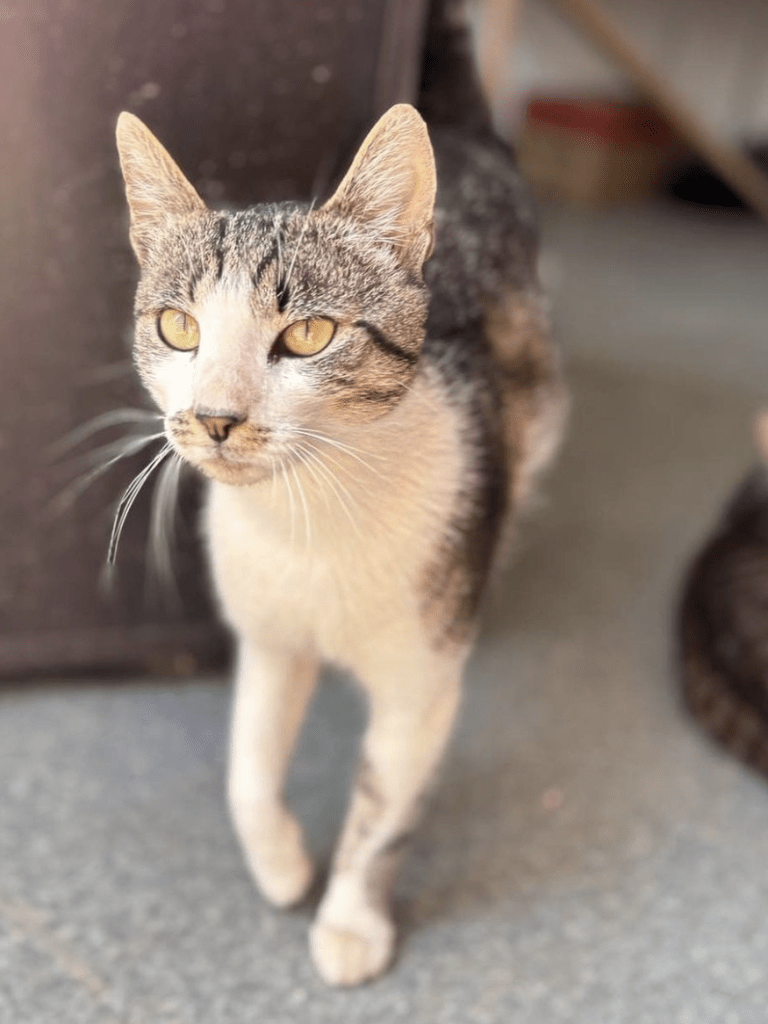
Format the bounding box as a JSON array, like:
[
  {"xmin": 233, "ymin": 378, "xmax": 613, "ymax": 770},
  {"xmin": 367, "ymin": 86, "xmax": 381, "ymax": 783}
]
[{"xmin": 116, "ymin": 105, "xmax": 436, "ymax": 485}]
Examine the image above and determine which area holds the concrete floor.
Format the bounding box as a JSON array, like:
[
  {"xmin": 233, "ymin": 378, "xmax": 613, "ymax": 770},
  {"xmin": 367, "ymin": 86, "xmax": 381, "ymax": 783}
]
[{"xmin": 3, "ymin": 202, "xmax": 768, "ymax": 1022}]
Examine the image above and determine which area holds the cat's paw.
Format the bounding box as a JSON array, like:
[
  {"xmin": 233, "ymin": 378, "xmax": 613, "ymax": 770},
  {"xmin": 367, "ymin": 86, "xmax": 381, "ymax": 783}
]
[
  {"xmin": 309, "ymin": 910, "xmax": 395, "ymax": 986},
  {"xmin": 236, "ymin": 808, "xmax": 314, "ymax": 908},
  {"xmin": 255, "ymin": 840, "xmax": 314, "ymax": 908}
]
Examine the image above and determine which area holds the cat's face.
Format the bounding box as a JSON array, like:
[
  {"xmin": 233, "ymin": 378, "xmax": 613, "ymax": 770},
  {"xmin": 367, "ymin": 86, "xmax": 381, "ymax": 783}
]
[{"xmin": 116, "ymin": 106, "xmax": 436, "ymax": 485}]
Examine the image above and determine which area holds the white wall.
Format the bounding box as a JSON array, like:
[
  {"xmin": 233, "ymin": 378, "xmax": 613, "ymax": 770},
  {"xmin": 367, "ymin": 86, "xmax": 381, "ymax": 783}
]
[{"xmin": 477, "ymin": 0, "xmax": 768, "ymax": 143}]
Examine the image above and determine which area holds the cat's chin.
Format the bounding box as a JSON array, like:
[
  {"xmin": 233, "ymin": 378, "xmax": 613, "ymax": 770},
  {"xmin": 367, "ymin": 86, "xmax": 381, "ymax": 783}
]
[{"xmin": 193, "ymin": 455, "xmax": 273, "ymax": 487}]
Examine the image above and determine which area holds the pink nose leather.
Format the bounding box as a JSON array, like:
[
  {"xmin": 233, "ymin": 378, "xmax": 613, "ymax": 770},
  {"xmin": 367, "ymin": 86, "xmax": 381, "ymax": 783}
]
[{"xmin": 195, "ymin": 410, "xmax": 244, "ymax": 442}]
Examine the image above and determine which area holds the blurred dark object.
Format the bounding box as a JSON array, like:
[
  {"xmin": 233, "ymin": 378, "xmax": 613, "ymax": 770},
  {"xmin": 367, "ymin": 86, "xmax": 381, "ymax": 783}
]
[
  {"xmin": 0, "ymin": 0, "xmax": 428, "ymax": 679},
  {"xmin": 667, "ymin": 146, "xmax": 768, "ymax": 211},
  {"xmin": 518, "ymin": 97, "xmax": 679, "ymax": 206},
  {"xmin": 679, "ymin": 442, "xmax": 768, "ymax": 779}
]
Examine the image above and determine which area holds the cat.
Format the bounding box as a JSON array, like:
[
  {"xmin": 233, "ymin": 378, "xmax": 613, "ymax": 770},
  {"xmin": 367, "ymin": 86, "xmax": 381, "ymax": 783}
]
[
  {"xmin": 114, "ymin": 0, "xmax": 567, "ymax": 986},
  {"xmin": 679, "ymin": 411, "xmax": 768, "ymax": 778}
]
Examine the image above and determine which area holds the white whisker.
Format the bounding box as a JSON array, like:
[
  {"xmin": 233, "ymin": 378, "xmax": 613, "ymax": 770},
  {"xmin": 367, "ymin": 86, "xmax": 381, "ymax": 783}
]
[
  {"xmin": 179, "ymin": 230, "xmax": 199, "ymax": 292},
  {"xmin": 302, "ymin": 438, "xmax": 399, "ymax": 544},
  {"xmin": 279, "ymin": 453, "xmax": 297, "ymax": 545},
  {"xmin": 295, "ymin": 431, "xmax": 385, "ymax": 486},
  {"xmin": 107, "ymin": 443, "xmax": 173, "ymax": 565},
  {"xmin": 292, "ymin": 427, "xmax": 386, "ymax": 469},
  {"xmin": 75, "ymin": 431, "xmax": 167, "ymax": 469},
  {"xmin": 50, "ymin": 409, "xmax": 162, "ymax": 456},
  {"xmin": 303, "ymin": 442, "xmax": 367, "ymax": 500},
  {"xmin": 50, "ymin": 432, "xmax": 166, "ymax": 514},
  {"xmin": 269, "ymin": 453, "xmax": 278, "ymax": 505},
  {"xmin": 281, "ymin": 199, "xmax": 316, "ymax": 298},
  {"xmin": 146, "ymin": 452, "xmax": 184, "ymax": 602},
  {"xmin": 293, "ymin": 444, "xmax": 333, "ymax": 518},
  {"xmin": 289, "ymin": 459, "xmax": 312, "ymax": 551},
  {"xmin": 275, "ymin": 211, "xmax": 284, "ymax": 287},
  {"xmin": 82, "ymin": 360, "xmax": 135, "ymax": 385},
  {"xmin": 294, "ymin": 442, "xmax": 363, "ymax": 541}
]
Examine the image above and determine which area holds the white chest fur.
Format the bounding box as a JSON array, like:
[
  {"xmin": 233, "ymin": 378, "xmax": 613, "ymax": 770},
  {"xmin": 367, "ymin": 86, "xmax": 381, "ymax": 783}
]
[{"xmin": 204, "ymin": 370, "xmax": 466, "ymax": 667}]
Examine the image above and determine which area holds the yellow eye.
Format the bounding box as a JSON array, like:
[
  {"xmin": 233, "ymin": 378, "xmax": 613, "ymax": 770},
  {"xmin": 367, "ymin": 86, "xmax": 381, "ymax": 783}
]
[
  {"xmin": 282, "ymin": 317, "xmax": 336, "ymax": 356},
  {"xmin": 158, "ymin": 308, "xmax": 200, "ymax": 351}
]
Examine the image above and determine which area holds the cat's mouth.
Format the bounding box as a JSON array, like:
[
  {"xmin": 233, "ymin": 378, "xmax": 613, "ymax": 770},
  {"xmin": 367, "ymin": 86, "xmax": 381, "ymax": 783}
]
[
  {"xmin": 188, "ymin": 445, "xmax": 275, "ymax": 485},
  {"xmin": 165, "ymin": 415, "xmax": 279, "ymax": 485},
  {"xmin": 171, "ymin": 436, "xmax": 290, "ymax": 487},
  {"xmin": 165, "ymin": 416, "xmax": 337, "ymax": 488}
]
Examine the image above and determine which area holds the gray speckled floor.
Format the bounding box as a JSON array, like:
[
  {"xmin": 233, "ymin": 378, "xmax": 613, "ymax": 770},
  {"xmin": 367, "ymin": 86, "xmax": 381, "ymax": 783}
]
[{"xmin": 3, "ymin": 204, "xmax": 768, "ymax": 1022}]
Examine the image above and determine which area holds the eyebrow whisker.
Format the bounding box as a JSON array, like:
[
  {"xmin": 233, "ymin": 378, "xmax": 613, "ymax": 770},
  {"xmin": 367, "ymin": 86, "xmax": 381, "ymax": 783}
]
[{"xmin": 280, "ymin": 199, "xmax": 316, "ymax": 304}]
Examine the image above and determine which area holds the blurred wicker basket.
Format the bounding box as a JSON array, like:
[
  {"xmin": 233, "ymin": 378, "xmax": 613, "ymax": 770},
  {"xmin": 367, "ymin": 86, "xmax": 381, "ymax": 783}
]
[{"xmin": 518, "ymin": 97, "xmax": 679, "ymax": 206}]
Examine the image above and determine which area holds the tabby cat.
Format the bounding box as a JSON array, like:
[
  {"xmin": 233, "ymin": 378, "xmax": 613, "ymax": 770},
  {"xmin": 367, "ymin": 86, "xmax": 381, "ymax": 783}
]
[
  {"xmin": 115, "ymin": 0, "xmax": 566, "ymax": 986},
  {"xmin": 679, "ymin": 412, "xmax": 768, "ymax": 779}
]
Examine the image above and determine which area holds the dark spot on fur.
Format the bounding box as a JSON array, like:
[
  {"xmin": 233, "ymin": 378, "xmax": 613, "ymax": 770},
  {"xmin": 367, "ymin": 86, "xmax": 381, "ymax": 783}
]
[
  {"xmin": 357, "ymin": 755, "xmax": 385, "ymax": 810},
  {"xmin": 421, "ymin": 326, "xmax": 508, "ymax": 644},
  {"xmin": 214, "ymin": 216, "xmax": 227, "ymax": 280},
  {"xmin": 252, "ymin": 243, "xmax": 277, "ymax": 290},
  {"xmin": 355, "ymin": 387, "xmax": 407, "ymax": 404},
  {"xmin": 379, "ymin": 829, "xmax": 414, "ymax": 857},
  {"xmin": 276, "ymin": 283, "xmax": 290, "ymax": 313}
]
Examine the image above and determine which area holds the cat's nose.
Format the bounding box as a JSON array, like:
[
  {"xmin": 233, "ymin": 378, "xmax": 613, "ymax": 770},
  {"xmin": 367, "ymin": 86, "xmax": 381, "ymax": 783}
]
[{"xmin": 195, "ymin": 409, "xmax": 245, "ymax": 443}]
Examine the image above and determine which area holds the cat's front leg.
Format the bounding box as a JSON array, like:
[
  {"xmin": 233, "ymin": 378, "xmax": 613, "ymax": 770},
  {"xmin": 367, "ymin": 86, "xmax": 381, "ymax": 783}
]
[
  {"xmin": 310, "ymin": 641, "xmax": 466, "ymax": 986},
  {"xmin": 228, "ymin": 640, "xmax": 318, "ymax": 908}
]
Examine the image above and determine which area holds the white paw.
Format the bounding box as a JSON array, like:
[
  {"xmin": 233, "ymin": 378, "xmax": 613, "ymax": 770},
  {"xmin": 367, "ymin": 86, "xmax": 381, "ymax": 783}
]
[
  {"xmin": 255, "ymin": 840, "xmax": 314, "ymax": 908},
  {"xmin": 310, "ymin": 911, "xmax": 395, "ymax": 987},
  {"xmin": 236, "ymin": 808, "xmax": 314, "ymax": 908}
]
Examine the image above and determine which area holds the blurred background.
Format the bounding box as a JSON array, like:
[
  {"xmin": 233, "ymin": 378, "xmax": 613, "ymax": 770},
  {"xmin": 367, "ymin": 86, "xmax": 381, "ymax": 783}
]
[
  {"xmin": 2, "ymin": 0, "xmax": 768, "ymax": 679},
  {"xmin": 2, "ymin": 1, "xmax": 768, "ymax": 1020}
]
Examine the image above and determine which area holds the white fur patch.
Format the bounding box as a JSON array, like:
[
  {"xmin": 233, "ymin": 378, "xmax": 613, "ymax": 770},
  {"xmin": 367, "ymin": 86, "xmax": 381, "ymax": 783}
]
[{"xmin": 206, "ymin": 366, "xmax": 465, "ymax": 668}]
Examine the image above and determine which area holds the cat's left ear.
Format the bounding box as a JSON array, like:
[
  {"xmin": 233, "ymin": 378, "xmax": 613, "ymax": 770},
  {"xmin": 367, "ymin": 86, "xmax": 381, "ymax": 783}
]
[
  {"xmin": 116, "ymin": 112, "xmax": 207, "ymax": 264},
  {"xmin": 323, "ymin": 104, "xmax": 436, "ymax": 273}
]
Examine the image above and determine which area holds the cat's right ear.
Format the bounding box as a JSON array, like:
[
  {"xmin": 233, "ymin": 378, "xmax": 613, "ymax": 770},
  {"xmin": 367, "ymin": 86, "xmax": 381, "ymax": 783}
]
[
  {"xmin": 116, "ymin": 112, "xmax": 206, "ymax": 264},
  {"xmin": 322, "ymin": 104, "xmax": 437, "ymax": 274}
]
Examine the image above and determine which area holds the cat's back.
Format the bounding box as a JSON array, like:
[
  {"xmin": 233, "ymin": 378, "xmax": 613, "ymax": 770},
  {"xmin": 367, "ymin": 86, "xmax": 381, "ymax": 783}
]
[
  {"xmin": 418, "ymin": 0, "xmax": 540, "ymax": 340},
  {"xmin": 679, "ymin": 466, "xmax": 768, "ymax": 775},
  {"xmin": 422, "ymin": 125, "xmax": 567, "ymax": 518},
  {"xmin": 426, "ymin": 128, "xmax": 540, "ymax": 339}
]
